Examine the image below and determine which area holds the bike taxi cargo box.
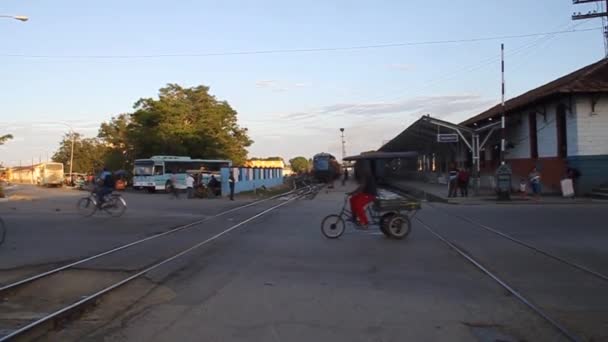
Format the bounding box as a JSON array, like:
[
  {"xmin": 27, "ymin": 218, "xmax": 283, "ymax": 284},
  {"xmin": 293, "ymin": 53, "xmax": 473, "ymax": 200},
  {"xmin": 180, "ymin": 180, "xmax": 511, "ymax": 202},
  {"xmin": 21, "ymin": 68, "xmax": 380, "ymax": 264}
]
[{"xmin": 373, "ymin": 198, "xmax": 421, "ymax": 211}]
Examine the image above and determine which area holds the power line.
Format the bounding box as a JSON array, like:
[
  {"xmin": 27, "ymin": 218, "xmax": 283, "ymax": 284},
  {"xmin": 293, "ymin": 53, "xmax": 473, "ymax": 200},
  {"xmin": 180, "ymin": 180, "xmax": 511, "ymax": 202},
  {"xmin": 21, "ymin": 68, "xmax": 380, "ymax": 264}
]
[{"xmin": 0, "ymin": 27, "xmax": 602, "ymax": 60}]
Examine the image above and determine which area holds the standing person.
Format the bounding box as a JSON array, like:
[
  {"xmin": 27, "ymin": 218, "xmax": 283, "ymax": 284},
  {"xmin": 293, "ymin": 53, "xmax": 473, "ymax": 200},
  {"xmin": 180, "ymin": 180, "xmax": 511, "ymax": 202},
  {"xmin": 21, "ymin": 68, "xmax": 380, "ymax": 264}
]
[
  {"xmin": 228, "ymin": 172, "xmax": 235, "ymax": 201},
  {"xmin": 458, "ymin": 168, "xmax": 470, "ymax": 197},
  {"xmin": 349, "ymin": 161, "xmax": 377, "ymax": 229},
  {"xmin": 342, "ymin": 167, "xmax": 349, "ymax": 186},
  {"xmin": 528, "ymin": 167, "xmax": 541, "ymax": 201},
  {"xmin": 448, "ymin": 165, "xmax": 459, "ymax": 198},
  {"xmin": 565, "ymin": 164, "xmax": 581, "ymax": 198},
  {"xmin": 169, "ymin": 171, "xmax": 179, "ymax": 199},
  {"xmin": 186, "ymin": 173, "xmax": 194, "ymax": 199}
]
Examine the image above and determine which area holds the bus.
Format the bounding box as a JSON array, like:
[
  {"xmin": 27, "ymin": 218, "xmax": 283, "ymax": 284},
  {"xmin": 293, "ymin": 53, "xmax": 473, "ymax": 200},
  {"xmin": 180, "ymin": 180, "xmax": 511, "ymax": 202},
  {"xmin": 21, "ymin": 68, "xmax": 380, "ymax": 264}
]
[
  {"xmin": 7, "ymin": 162, "xmax": 64, "ymax": 186},
  {"xmin": 133, "ymin": 156, "xmax": 232, "ymax": 192}
]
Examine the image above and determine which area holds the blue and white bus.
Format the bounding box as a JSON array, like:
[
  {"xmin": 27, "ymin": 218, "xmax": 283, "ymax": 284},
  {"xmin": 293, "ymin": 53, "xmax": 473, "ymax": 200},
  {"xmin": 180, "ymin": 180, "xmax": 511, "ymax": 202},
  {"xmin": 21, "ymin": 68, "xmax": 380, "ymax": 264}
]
[{"xmin": 133, "ymin": 156, "xmax": 231, "ymax": 192}]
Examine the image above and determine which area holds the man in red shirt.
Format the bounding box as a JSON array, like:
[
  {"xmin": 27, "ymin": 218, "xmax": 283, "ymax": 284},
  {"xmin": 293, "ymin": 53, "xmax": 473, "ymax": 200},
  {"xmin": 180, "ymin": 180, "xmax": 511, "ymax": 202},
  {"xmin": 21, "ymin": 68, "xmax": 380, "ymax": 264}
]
[{"xmin": 458, "ymin": 168, "xmax": 470, "ymax": 197}]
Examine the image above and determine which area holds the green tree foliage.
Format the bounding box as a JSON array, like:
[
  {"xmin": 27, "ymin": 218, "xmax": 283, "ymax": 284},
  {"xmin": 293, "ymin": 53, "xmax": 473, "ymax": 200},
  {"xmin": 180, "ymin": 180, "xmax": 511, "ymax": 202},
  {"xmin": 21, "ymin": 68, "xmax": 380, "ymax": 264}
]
[
  {"xmin": 98, "ymin": 114, "xmax": 133, "ymax": 171},
  {"xmin": 53, "ymin": 84, "xmax": 252, "ymax": 172},
  {"xmin": 0, "ymin": 134, "xmax": 13, "ymax": 145},
  {"xmin": 289, "ymin": 156, "xmax": 310, "ymax": 174},
  {"xmin": 125, "ymin": 84, "xmax": 252, "ymax": 165},
  {"xmin": 52, "ymin": 133, "xmax": 108, "ymax": 174}
]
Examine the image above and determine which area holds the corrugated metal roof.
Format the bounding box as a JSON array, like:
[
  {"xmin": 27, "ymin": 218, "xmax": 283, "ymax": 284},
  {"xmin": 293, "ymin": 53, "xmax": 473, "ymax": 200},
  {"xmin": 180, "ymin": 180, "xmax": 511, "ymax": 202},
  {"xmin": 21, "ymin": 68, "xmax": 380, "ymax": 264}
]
[{"xmin": 460, "ymin": 58, "xmax": 608, "ymax": 126}]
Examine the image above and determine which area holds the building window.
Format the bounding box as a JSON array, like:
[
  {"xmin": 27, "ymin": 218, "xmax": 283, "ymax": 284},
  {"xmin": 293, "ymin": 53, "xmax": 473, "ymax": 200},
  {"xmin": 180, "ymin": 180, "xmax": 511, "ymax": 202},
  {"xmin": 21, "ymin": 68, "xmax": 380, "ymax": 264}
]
[
  {"xmin": 556, "ymin": 104, "xmax": 567, "ymax": 158},
  {"xmin": 529, "ymin": 113, "xmax": 538, "ymax": 159}
]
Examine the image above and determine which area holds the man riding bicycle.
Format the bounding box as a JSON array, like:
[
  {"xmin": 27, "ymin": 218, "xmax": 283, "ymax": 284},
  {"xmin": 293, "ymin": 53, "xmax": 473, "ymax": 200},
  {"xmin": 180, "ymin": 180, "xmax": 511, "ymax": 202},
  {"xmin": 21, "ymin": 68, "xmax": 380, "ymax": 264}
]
[
  {"xmin": 96, "ymin": 167, "xmax": 115, "ymax": 207},
  {"xmin": 348, "ymin": 160, "xmax": 378, "ymax": 229}
]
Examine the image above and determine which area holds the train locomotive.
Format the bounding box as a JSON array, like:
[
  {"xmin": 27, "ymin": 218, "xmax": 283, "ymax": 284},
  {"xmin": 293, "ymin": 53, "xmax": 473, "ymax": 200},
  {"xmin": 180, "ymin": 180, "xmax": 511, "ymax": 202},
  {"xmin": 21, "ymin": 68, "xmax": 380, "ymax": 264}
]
[{"xmin": 312, "ymin": 153, "xmax": 341, "ymax": 183}]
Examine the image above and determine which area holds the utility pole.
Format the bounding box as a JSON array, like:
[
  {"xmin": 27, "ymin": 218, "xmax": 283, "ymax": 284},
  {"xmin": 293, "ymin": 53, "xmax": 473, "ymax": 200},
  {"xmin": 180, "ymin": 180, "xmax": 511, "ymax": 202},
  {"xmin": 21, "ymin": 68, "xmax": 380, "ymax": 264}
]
[
  {"xmin": 500, "ymin": 43, "xmax": 506, "ymax": 165},
  {"xmin": 572, "ymin": 0, "xmax": 608, "ymax": 57},
  {"xmin": 339, "ymin": 128, "xmax": 346, "ymax": 162}
]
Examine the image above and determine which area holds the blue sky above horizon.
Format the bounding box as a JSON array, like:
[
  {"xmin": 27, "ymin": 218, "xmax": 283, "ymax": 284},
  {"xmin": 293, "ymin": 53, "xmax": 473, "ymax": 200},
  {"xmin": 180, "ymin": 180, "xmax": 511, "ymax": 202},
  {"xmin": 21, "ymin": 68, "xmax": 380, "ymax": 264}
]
[{"xmin": 0, "ymin": 0, "xmax": 606, "ymax": 166}]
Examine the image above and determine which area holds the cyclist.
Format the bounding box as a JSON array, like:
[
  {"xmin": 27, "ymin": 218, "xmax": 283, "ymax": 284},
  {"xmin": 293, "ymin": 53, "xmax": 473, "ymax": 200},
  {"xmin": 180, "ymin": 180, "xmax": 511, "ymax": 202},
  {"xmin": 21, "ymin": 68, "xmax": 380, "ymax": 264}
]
[
  {"xmin": 96, "ymin": 167, "xmax": 115, "ymax": 207},
  {"xmin": 348, "ymin": 160, "xmax": 377, "ymax": 229}
]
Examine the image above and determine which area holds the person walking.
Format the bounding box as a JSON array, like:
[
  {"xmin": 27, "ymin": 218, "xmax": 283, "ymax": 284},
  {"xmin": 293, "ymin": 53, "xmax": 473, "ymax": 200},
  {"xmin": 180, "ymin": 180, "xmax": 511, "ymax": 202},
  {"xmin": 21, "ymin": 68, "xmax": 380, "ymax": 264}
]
[
  {"xmin": 186, "ymin": 173, "xmax": 194, "ymax": 199},
  {"xmin": 528, "ymin": 167, "xmax": 541, "ymax": 201},
  {"xmin": 169, "ymin": 171, "xmax": 179, "ymax": 199},
  {"xmin": 448, "ymin": 165, "xmax": 459, "ymax": 198},
  {"xmin": 458, "ymin": 168, "xmax": 470, "ymax": 197},
  {"xmin": 342, "ymin": 167, "xmax": 349, "ymax": 186},
  {"xmin": 228, "ymin": 172, "xmax": 235, "ymax": 201}
]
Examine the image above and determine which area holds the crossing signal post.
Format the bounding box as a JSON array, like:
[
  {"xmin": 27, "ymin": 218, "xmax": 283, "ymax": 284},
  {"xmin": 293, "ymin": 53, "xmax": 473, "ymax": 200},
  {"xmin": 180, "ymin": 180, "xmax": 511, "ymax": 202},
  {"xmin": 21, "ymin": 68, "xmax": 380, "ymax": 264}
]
[{"xmin": 572, "ymin": 0, "xmax": 608, "ymax": 57}]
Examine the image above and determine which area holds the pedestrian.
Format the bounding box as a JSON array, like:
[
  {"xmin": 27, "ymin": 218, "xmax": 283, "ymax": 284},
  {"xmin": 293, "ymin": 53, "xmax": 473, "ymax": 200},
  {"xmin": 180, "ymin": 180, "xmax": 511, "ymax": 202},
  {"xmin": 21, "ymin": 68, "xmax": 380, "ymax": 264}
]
[
  {"xmin": 342, "ymin": 167, "xmax": 349, "ymax": 186},
  {"xmin": 186, "ymin": 173, "xmax": 194, "ymax": 199},
  {"xmin": 169, "ymin": 171, "xmax": 179, "ymax": 199},
  {"xmin": 448, "ymin": 164, "xmax": 459, "ymax": 198},
  {"xmin": 458, "ymin": 168, "xmax": 470, "ymax": 197},
  {"xmin": 229, "ymin": 172, "xmax": 235, "ymax": 201},
  {"xmin": 565, "ymin": 164, "xmax": 581, "ymax": 198},
  {"xmin": 528, "ymin": 167, "xmax": 541, "ymax": 201}
]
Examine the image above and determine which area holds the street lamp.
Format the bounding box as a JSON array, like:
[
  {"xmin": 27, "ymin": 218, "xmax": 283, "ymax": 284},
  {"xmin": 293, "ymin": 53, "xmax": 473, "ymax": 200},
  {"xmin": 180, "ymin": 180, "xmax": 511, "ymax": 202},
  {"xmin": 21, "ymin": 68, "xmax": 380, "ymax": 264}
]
[
  {"xmin": 339, "ymin": 128, "xmax": 346, "ymax": 162},
  {"xmin": 0, "ymin": 15, "xmax": 29, "ymax": 22}
]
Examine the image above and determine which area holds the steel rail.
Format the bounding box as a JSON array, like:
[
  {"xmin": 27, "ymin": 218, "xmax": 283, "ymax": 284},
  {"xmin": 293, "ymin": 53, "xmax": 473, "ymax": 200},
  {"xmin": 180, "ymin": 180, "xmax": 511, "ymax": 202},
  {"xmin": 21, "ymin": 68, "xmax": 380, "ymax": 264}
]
[{"xmin": 0, "ymin": 186, "xmax": 314, "ymax": 341}]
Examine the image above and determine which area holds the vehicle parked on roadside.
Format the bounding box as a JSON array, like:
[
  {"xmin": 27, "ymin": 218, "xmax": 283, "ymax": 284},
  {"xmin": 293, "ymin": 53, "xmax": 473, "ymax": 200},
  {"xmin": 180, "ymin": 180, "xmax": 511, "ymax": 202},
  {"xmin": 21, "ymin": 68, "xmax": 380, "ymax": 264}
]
[{"xmin": 133, "ymin": 156, "xmax": 231, "ymax": 193}]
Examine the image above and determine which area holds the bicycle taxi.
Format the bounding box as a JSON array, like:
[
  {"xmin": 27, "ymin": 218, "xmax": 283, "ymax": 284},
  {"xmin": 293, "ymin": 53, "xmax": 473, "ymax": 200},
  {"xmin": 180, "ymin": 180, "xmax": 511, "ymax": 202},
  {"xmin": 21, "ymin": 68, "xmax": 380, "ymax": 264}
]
[{"xmin": 320, "ymin": 151, "xmax": 421, "ymax": 239}]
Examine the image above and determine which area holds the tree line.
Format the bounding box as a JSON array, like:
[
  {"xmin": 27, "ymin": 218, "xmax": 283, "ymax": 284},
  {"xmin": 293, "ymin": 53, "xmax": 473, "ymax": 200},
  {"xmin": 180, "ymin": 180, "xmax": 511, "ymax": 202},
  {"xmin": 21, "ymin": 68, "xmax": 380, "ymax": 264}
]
[{"xmin": 52, "ymin": 84, "xmax": 253, "ymax": 174}]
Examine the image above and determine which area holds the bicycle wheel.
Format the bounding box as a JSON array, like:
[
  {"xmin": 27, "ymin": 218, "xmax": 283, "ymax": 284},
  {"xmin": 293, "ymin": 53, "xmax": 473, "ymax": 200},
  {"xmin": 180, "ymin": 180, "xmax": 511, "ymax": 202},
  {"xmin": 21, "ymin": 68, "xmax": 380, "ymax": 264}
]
[
  {"xmin": 321, "ymin": 215, "xmax": 346, "ymax": 239},
  {"xmin": 0, "ymin": 218, "xmax": 6, "ymax": 246},
  {"xmin": 104, "ymin": 195, "xmax": 127, "ymax": 217},
  {"xmin": 386, "ymin": 215, "xmax": 411, "ymax": 240},
  {"xmin": 77, "ymin": 197, "xmax": 97, "ymax": 217}
]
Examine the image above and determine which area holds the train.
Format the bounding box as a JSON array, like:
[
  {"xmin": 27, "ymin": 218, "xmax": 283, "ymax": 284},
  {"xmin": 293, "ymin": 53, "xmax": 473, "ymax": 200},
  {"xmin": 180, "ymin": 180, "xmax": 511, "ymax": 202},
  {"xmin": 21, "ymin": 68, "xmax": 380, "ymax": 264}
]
[{"xmin": 312, "ymin": 153, "xmax": 341, "ymax": 183}]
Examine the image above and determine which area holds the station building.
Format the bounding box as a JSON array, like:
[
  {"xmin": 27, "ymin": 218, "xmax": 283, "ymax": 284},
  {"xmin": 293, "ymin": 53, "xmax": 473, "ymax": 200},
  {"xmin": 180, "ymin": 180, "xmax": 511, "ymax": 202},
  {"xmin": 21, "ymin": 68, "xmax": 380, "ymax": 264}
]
[{"xmin": 380, "ymin": 58, "xmax": 608, "ymax": 195}]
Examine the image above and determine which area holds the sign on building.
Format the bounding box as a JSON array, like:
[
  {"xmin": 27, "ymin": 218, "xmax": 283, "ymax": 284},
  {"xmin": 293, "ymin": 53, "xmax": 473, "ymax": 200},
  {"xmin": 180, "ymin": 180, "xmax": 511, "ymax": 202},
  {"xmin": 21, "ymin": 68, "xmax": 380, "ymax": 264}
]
[{"xmin": 437, "ymin": 133, "xmax": 459, "ymax": 143}]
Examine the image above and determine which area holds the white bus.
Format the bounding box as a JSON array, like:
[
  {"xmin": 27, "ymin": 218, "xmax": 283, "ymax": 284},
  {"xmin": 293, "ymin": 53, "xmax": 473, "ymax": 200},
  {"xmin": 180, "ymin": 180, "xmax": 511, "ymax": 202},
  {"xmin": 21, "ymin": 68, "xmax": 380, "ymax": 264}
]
[{"xmin": 133, "ymin": 156, "xmax": 231, "ymax": 192}]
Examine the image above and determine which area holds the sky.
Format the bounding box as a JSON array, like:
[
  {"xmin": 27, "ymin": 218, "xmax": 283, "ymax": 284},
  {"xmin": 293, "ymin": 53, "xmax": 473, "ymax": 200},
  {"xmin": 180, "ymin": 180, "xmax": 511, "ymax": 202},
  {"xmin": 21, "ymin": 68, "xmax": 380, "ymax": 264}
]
[{"xmin": 0, "ymin": 0, "xmax": 606, "ymax": 166}]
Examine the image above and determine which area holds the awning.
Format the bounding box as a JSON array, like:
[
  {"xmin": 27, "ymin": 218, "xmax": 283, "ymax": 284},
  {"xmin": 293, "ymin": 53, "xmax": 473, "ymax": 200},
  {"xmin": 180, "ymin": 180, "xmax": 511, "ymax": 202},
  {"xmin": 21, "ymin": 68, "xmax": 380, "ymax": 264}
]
[{"xmin": 343, "ymin": 151, "xmax": 418, "ymax": 161}]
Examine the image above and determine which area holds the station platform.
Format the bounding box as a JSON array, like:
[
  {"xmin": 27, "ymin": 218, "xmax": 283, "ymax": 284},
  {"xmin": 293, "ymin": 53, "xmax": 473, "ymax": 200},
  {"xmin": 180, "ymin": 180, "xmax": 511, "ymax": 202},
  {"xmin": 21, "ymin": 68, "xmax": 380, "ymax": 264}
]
[{"xmin": 387, "ymin": 179, "xmax": 601, "ymax": 205}]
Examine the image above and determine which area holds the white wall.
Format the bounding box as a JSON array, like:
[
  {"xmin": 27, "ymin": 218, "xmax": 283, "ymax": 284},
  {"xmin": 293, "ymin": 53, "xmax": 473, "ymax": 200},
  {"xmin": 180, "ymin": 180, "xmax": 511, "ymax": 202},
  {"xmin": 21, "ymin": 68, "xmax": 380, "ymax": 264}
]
[
  {"xmin": 506, "ymin": 112, "xmax": 530, "ymax": 159},
  {"xmin": 572, "ymin": 94, "xmax": 608, "ymax": 156}
]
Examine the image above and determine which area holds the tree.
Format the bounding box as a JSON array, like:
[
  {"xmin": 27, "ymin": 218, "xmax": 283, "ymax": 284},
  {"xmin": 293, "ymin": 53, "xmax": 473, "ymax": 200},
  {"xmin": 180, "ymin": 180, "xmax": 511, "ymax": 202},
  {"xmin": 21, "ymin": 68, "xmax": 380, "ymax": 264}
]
[
  {"xmin": 98, "ymin": 114, "xmax": 133, "ymax": 171},
  {"xmin": 52, "ymin": 133, "xmax": 108, "ymax": 174},
  {"xmin": 127, "ymin": 84, "xmax": 252, "ymax": 165},
  {"xmin": 0, "ymin": 134, "xmax": 13, "ymax": 145},
  {"xmin": 289, "ymin": 157, "xmax": 310, "ymax": 174}
]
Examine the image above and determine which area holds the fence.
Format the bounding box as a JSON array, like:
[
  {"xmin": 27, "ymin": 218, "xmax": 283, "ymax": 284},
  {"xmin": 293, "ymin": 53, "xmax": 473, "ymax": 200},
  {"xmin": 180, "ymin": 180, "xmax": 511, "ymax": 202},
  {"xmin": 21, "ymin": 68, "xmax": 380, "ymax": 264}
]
[{"xmin": 220, "ymin": 167, "xmax": 284, "ymax": 196}]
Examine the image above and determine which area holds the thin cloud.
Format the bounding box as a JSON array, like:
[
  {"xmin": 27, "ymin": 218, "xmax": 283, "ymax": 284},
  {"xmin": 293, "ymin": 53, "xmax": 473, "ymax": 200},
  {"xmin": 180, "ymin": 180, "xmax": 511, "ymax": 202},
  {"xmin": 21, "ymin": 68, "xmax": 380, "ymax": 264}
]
[
  {"xmin": 293, "ymin": 82, "xmax": 312, "ymax": 88},
  {"xmin": 255, "ymin": 80, "xmax": 278, "ymax": 88},
  {"xmin": 388, "ymin": 63, "xmax": 415, "ymax": 71},
  {"xmin": 319, "ymin": 94, "xmax": 494, "ymax": 118}
]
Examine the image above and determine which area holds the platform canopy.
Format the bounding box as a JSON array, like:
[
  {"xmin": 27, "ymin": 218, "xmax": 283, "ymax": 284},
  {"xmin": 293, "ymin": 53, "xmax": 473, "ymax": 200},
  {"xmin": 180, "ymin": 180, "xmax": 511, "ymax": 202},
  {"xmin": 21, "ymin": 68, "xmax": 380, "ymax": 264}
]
[{"xmin": 343, "ymin": 151, "xmax": 418, "ymax": 161}]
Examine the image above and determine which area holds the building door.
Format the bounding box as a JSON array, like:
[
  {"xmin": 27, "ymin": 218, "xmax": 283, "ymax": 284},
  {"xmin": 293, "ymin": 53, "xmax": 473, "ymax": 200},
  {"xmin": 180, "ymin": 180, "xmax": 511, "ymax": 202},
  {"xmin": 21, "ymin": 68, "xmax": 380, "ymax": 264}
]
[
  {"xmin": 529, "ymin": 113, "xmax": 538, "ymax": 158},
  {"xmin": 556, "ymin": 105, "xmax": 567, "ymax": 158}
]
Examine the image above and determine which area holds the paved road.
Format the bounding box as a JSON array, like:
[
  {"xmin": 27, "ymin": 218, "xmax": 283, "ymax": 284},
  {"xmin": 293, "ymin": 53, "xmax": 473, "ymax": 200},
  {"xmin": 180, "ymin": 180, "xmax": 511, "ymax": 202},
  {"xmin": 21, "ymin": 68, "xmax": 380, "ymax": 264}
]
[
  {"xmin": 49, "ymin": 185, "xmax": 591, "ymax": 342},
  {"xmin": 0, "ymin": 184, "xmax": 261, "ymax": 283},
  {"xmin": 4, "ymin": 183, "xmax": 608, "ymax": 341}
]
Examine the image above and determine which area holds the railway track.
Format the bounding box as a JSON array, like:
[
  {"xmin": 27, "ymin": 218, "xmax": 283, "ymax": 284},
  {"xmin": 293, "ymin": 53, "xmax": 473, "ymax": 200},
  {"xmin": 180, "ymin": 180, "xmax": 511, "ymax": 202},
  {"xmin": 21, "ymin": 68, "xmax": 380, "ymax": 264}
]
[
  {"xmin": 0, "ymin": 184, "xmax": 320, "ymax": 341},
  {"xmin": 386, "ymin": 185, "xmax": 606, "ymax": 341}
]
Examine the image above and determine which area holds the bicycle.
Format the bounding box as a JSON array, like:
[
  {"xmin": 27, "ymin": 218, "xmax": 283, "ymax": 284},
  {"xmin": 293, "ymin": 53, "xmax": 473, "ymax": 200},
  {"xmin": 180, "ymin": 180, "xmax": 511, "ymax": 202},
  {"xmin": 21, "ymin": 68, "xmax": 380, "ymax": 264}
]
[
  {"xmin": 77, "ymin": 191, "xmax": 127, "ymax": 217},
  {"xmin": 320, "ymin": 193, "xmax": 420, "ymax": 239}
]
